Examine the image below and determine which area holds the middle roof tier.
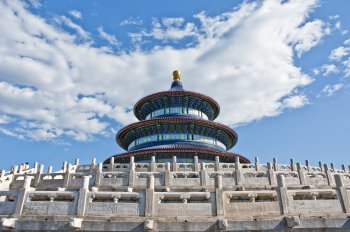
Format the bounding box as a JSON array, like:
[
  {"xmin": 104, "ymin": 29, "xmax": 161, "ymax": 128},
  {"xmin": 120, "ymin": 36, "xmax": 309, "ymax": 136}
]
[{"xmin": 116, "ymin": 118, "xmax": 238, "ymax": 152}]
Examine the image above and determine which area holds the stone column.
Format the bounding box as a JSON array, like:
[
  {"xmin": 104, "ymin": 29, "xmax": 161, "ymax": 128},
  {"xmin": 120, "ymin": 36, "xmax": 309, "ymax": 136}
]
[
  {"xmin": 129, "ymin": 157, "xmax": 135, "ymax": 187},
  {"xmin": 90, "ymin": 158, "xmax": 96, "ymax": 172},
  {"xmin": 215, "ymin": 174, "xmax": 224, "ymax": 216},
  {"xmin": 33, "ymin": 162, "xmax": 38, "ymax": 174},
  {"xmin": 290, "ymin": 159, "xmax": 296, "ymax": 172},
  {"xmin": 14, "ymin": 176, "xmax": 34, "ymax": 216},
  {"xmin": 305, "ymin": 160, "xmax": 310, "ymax": 172},
  {"xmin": 215, "ymin": 156, "xmax": 220, "ymax": 171},
  {"xmin": 267, "ymin": 162, "xmax": 276, "ymax": 186},
  {"xmin": 324, "ymin": 164, "xmax": 334, "ymax": 186},
  {"xmin": 164, "ymin": 162, "xmax": 171, "ymax": 187},
  {"xmin": 77, "ymin": 176, "xmax": 90, "ymax": 216},
  {"xmin": 62, "ymin": 161, "xmax": 67, "ymax": 173},
  {"xmin": 172, "ymin": 156, "xmax": 177, "ymax": 172},
  {"xmin": 63, "ymin": 164, "xmax": 72, "ymax": 188},
  {"xmin": 297, "ymin": 163, "xmax": 306, "ymax": 185},
  {"xmin": 273, "ymin": 158, "xmax": 278, "ymax": 171},
  {"xmin": 334, "ymin": 174, "xmax": 350, "ymax": 213},
  {"xmin": 145, "ymin": 175, "xmax": 155, "ymax": 217},
  {"xmin": 109, "ymin": 157, "xmax": 115, "ymax": 171},
  {"xmin": 151, "ymin": 156, "xmax": 156, "ymax": 172},
  {"xmin": 34, "ymin": 164, "xmax": 44, "ymax": 187},
  {"xmin": 255, "ymin": 157, "xmax": 261, "ymax": 171},
  {"xmin": 277, "ymin": 174, "xmax": 289, "ymax": 215},
  {"xmin": 194, "ymin": 156, "xmax": 199, "ymax": 172},
  {"xmin": 319, "ymin": 161, "xmax": 324, "ymax": 172},
  {"xmin": 235, "ymin": 157, "xmax": 242, "ymax": 186},
  {"xmin": 200, "ymin": 162, "xmax": 208, "ymax": 187},
  {"xmin": 95, "ymin": 163, "xmax": 103, "ymax": 187}
]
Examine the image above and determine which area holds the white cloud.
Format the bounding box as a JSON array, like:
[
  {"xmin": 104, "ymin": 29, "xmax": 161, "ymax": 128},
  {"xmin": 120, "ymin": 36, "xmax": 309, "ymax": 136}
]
[
  {"xmin": 320, "ymin": 64, "xmax": 339, "ymax": 76},
  {"xmin": 120, "ymin": 17, "xmax": 143, "ymax": 26},
  {"xmin": 0, "ymin": 115, "xmax": 13, "ymax": 124},
  {"xmin": 54, "ymin": 16, "xmax": 90, "ymax": 40},
  {"xmin": 26, "ymin": 0, "xmax": 40, "ymax": 8},
  {"xmin": 131, "ymin": 17, "xmax": 198, "ymax": 42},
  {"xmin": 69, "ymin": 10, "xmax": 82, "ymax": 19},
  {"xmin": 343, "ymin": 58, "xmax": 350, "ymax": 77},
  {"xmin": 329, "ymin": 15, "xmax": 339, "ymax": 20},
  {"xmin": 291, "ymin": 19, "xmax": 328, "ymax": 57},
  {"xmin": 0, "ymin": 0, "xmax": 329, "ymax": 141},
  {"xmin": 329, "ymin": 46, "xmax": 350, "ymax": 61},
  {"xmin": 282, "ymin": 95, "xmax": 308, "ymax": 109},
  {"xmin": 322, "ymin": 84, "xmax": 343, "ymax": 96},
  {"xmin": 344, "ymin": 39, "xmax": 350, "ymax": 46},
  {"xmin": 97, "ymin": 26, "xmax": 121, "ymax": 47}
]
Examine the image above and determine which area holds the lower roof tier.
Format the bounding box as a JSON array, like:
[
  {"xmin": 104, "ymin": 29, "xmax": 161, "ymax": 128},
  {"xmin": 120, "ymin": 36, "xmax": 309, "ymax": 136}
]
[{"xmin": 104, "ymin": 144, "xmax": 250, "ymax": 164}]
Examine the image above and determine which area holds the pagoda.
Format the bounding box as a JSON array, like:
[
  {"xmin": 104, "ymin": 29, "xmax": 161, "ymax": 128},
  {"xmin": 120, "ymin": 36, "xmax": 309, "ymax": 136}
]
[{"xmin": 106, "ymin": 70, "xmax": 250, "ymax": 164}]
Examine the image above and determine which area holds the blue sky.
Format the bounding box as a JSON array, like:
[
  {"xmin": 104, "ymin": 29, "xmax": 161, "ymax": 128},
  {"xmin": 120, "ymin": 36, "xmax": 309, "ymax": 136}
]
[{"xmin": 0, "ymin": 0, "xmax": 349, "ymax": 171}]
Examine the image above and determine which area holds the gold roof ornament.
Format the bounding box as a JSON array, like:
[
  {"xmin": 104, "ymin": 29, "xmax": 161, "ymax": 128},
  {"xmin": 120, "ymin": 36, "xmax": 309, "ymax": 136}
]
[{"xmin": 173, "ymin": 70, "xmax": 181, "ymax": 81}]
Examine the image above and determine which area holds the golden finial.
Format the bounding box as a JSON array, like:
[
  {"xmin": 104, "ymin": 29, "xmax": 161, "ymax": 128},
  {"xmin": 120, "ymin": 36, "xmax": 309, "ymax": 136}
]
[{"xmin": 173, "ymin": 70, "xmax": 181, "ymax": 81}]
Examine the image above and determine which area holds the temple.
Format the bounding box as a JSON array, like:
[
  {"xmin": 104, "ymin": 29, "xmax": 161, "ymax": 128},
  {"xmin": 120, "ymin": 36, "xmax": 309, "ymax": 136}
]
[
  {"xmin": 106, "ymin": 70, "xmax": 249, "ymax": 164},
  {"xmin": 1, "ymin": 71, "xmax": 350, "ymax": 231}
]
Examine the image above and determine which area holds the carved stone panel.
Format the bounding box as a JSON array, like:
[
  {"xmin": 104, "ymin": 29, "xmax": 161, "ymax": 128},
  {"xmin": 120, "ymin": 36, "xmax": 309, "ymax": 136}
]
[
  {"xmin": 85, "ymin": 202, "xmax": 142, "ymax": 216},
  {"xmin": 224, "ymin": 201, "xmax": 280, "ymax": 217},
  {"xmin": 155, "ymin": 203, "xmax": 213, "ymax": 216},
  {"xmin": 22, "ymin": 202, "xmax": 77, "ymax": 216},
  {"xmin": 289, "ymin": 200, "xmax": 343, "ymax": 214}
]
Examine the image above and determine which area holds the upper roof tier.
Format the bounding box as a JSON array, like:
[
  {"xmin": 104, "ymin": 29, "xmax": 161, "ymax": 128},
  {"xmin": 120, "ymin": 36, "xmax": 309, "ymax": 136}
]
[{"xmin": 134, "ymin": 71, "xmax": 220, "ymax": 121}]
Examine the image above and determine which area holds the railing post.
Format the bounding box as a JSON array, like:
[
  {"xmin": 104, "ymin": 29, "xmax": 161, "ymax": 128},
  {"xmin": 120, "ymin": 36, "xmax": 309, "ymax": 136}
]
[
  {"xmin": 319, "ymin": 161, "xmax": 324, "ymax": 172},
  {"xmin": 194, "ymin": 156, "xmax": 199, "ymax": 172},
  {"xmin": 267, "ymin": 162, "xmax": 276, "ymax": 186},
  {"xmin": 235, "ymin": 157, "xmax": 242, "ymax": 186},
  {"xmin": 34, "ymin": 164, "xmax": 44, "ymax": 187},
  {"xmin": 14, "ymin": 176, "xmax": 34, "ymax": 216},
  {"xmin": 109, "ymin": 157, "xmax": 115, "ymax": 171},
  {"xmin": 63, "ymin": 163, "xmax": 72, "ymax": 188},
  {"xmin": 151, "ymin": 156, "xmax": 156, "ymax": 172},
  {"xmin": 95, "ymin": 163, "xmax": 103, "ymax": 187},
  {"xmin": 334, "ymin": 174, "xmax": 350, "ymax": 213},
  {"xmin": 200, "ymin": 162, "xmax": 208, "ymax": 187},
  {"xmin": 90, "ymin": 158, "xmax": 96, "ymax": 171},
  {"xmin": 215, "ymin": 156, "xmax": 221, "ymax": 171},
  {"xmin": 129, "ymin": 157, "xmax": 135, "ymax": 187},
  {"xmin": 172, "ymin": 156, "xmax": 177, "ymax": 172},
  {"xmin": 62, "ymin": 161, "xmax": 67, "ymax": 173},
  {"xmin": 305, "ymin": 160, "xmax": 310, "ymax": 172},
  {"xmin": 255, "ymin": 157, "xmax": 261, "ymax": 171},
  {"xmin": 75, "ymin": 158, "xmax": 80, "ymax": 166},
  {"xmin": 277, "ymin": 174, "xmax": 290, "ymax": 215},
  {"xmin": 215, "ymin": 174, "xmax": 224, "ymax": 216},
  {"xmin": 297, "ymin": 163, "xmax": 306, "ymax": 185},
  {"xmin": 164, "ymin": 162, "xmax": 171, "ymax": 187},
  {"xmin": 145, "ymin": 175, "xmax": 155, "ymax": 217},
  {"xmin": 273, "ymin": 158, "xmax": 278, "ymax": 171},
  {"xmin": 77, "ymin": 176, "xmax": 90, "ymax": 216},
  {"xmin": 290, "ymin": 159, "xmax": 296, "ymax": 172},
  {"xmin": 324, "ymin": 164, "xmax": 334, "ymax": 186}
]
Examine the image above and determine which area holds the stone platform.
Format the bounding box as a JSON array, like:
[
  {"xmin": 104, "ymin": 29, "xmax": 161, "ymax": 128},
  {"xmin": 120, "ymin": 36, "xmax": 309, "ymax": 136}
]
[{"xmin": 1, "ymin": 156, "xmax": 350, "ymax": 231}]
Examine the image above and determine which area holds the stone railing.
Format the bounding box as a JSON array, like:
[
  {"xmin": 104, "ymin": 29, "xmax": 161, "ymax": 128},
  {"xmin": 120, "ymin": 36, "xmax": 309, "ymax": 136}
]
[{"xmin": 1, "ymin": 156, "xmax": 350, "ymax": 231}]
